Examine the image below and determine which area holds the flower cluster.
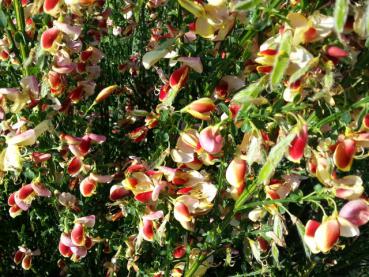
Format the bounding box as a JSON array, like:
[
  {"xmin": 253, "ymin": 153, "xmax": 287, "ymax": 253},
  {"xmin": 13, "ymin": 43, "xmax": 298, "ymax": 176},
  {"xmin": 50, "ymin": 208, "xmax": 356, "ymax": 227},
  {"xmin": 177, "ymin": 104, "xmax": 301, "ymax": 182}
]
[{"xmin": 2, "ymin": 0, "xmax": 369, "ymax": 276}]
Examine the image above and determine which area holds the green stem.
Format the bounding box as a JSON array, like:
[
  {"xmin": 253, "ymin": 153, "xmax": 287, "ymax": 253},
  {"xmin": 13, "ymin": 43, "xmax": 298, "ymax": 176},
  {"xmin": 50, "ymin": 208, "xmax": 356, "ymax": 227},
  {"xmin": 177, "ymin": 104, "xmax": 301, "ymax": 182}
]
[
  {"xmin": 185, "ymin": 182, "xmax": 259, "ymax": 277},
  {"xmin": 13, "ymin": 0, "xmax": 29, "ymax": 76},
  {"xmin": 235, "ymin": 195, "xmax": 326, "ymax": 212},
  {"xmin": 234, "ymin": 181, "xmax": 259, "ymax": 211},
  {"xmin": 13, "ymin": 0, "xmax": 26, "ymax": 34},
  {"xmin": 184, "ymin": 254, "xmax": 206, "ymax": 277}
]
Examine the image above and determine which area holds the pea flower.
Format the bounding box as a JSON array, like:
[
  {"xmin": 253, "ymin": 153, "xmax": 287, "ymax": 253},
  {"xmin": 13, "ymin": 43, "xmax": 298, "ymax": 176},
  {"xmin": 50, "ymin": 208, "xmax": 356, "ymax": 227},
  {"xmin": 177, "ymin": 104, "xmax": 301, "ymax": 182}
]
[
  {"xmin": 79, "ymin": 173, "xmax": 113, "ymax": 197},
  {"xmin": 8, "ymin": 182, "xmax": 51, "ymax": 218},
  {"xmin": 304, "ymin": 217, "xmax": 341, "ymax": 254},
  {"xmin": 139, "ymin": 210, "xmax": 164, "ymax": 241},
  {"xmin": 13, "ymin": 247, "xmax": 40, "ymax": 270},
  {"xmin": 287, "ymin": 124, "xmax": 308, "ymax": 163},
  {"xmin": 179, "ymin": 0, "xmax": 235, "ymax": 41},
  {"xmin": 59, "ymin": 215, "xmax": 96, "ymax": 261},
  {"xmin": 199, "ymin": 125, "xmax": 224, "ymax": 154}
]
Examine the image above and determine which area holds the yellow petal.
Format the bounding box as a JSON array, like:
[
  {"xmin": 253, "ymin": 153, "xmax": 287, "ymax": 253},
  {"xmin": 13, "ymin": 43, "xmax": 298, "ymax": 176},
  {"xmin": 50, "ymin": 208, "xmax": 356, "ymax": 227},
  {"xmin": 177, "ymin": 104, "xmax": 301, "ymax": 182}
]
[
  {"xmin": 287, "ymin": 13, "xmax": 308, "ymax": 28},
  {"xmin": 178, "ymin": 0, "xmax": 205, "ymax": 17},
  {"xmin": 195, "ymin": 17, "xmax": 216, "ymax": 39}
]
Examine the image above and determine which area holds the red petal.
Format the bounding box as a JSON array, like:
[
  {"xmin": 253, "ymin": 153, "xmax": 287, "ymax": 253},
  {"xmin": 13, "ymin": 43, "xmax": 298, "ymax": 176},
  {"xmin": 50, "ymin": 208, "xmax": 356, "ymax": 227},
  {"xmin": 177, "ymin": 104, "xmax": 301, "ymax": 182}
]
[
  {"xmin": 175, "ymin": 203, "xmax": 191, "ymax": 218},
  {"xmin": 333, "ymin": 139, "xmax": 356, "ymax": 171},
  {"xmin": 9, "ymin": 205, "xmax": 22, "ymax": 218},
  {"xmin": 68, "ymin": 86, "xmax": 84, "ymax": 103},
  {"xmin": 173, "ymin": 245, "xmax": 186, "ymax": 259},
  {"xmin": 259, "ymin": 49, "xmax": 278, "ymax": 56},
  {"xmin": 41, "ymin": 28, "xmax": 60, "ymax": 49},
  {"xmin": 44, "ymin": 0, "xmax": 60, "ymax": 11},
  {"xmin": 304, "ymin": 27, "xmax": 317, "ymax": 42},
  {"xmin": 80, "ymin": 178, "xmax": 97, "ymax": 197},
  {"xmin": 71, "ymin": 223, "xmax": 85, "ymax": 246},
  {"xmin": 214, "ymin": 81, "xmax": 228, "ymax": 99},
  {"xmin": 18, "ymin": 184, "xmax": 34, "ymax": 200},
  {"xmin": 58, "ymin": 241, "xmax": 72, "ymax": 257},
  {"xmin": 142, "ymin": 219, "xmax": 154, "ymax": 241},
  {"xmin": 8, "ymin": 192, "xmax": 16, "ymax": 206},
  {"xmin": 305, "ymin": 219, "xmax": 320, "ymax": 237},
  {"xmin": 48, "ymin": 71, "xmax": 62, "ymax": 88},
  {"xmin": 177, "ymin": 187, "xmax": 193, "ymax": 195},
  {"xmin": 135, "ymin": 191, "xmax": 153, "ymax": 203},
  {"xmin": 288, "ymin": 125, "xmax": 308, "ymax": 162},
  {"xmin": 79, "ymin": 137, "xmax": 91, "ymax": 155},
  {"xmin": 21, "ymin": 255, "xmax": 32, "ymax": 270},
  {"xmin": 126, "ymin": 164, "xmax": 146, "ymax": 173},
  {"xmin": 81, "ymin": 49, "xmax": 93, "ymax": 62},
  {"xmin": 14, "ymin": 250, "xmax": 25, "ymax": 264},
  {"xmin": 159, "ymin": 83, "xmax": 171, "ymax": 101},
  {"xmin": 67, "ymin": 157, "xmax": 82, "ymax": 176},
  {"xmin": 169, "ymin": 66, "xmax": 189, "ymax": 90},
  {"xmin": 109, "ymin": 185, "xmax": 130, "ymax": 201},
  {"xmin": 85, "ymin": 236, "xmax": 94, "ymax": 249},
  {"xmin": 126, "ymin": 177, "xmax": 138, "ymax": 187},
  {"xmin": 327, "ymin": 46, "xmax": 349, "ymax": 58},
  {"xmin": 256, "ymin": 65, "xmax": 273, "ymax": 74}
]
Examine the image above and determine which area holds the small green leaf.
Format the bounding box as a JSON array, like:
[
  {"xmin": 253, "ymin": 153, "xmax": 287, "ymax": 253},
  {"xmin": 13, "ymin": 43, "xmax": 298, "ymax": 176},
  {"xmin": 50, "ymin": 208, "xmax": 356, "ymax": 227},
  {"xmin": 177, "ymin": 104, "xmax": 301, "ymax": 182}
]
[
  {"xmin": 218, "ymin": 102, "xmax": 230, "ymax": 115},
  {"xmin": 270, "ymin": 30, "xmax": 292, "ymax": 89},
  {"xmin": 257, "ymin": 131, "xmax": 296, "ymax": 185},
  {"xmin": 295, "ymin": 218, "xmax": 311, "ymax": 259},
  {"xmin": 248, "ymin": 238, "xmax": 262, "ymax": 264},
  {"xmin": 232, "ymin": 0, "xmax": 261, "ymax": 11},
  {"xmin": 271, "ymin": 243, "xmax": 280, "ymax": 268},
  {"xmin": 14, "ymin": 32, "xmax": 26, "ymax": 44},
  {"xmin": 232, "ymin": 76, "xmax": 267, "ymax": 104},
  {"xmin": 334, "ymin": 0, "xmax": 349, "ymax": 34},
  {"xmin": 134, "ymin": 0, "xmax": 145, "ymax": 22},
  {"xmin": 288, "ymin": 57, "xmax": 319, "ymax": 84},
  {"xmin": 0, "ymin": 9, "xmax": 8, "ymax": 28}
]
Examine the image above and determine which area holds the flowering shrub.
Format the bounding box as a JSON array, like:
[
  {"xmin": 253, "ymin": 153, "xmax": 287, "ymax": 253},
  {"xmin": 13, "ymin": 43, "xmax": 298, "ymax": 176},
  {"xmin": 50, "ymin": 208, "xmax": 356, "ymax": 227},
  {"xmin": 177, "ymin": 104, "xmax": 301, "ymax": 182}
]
[{"xmin": 2, "ymin": 0, "xmax": 369, "ymax": 276}]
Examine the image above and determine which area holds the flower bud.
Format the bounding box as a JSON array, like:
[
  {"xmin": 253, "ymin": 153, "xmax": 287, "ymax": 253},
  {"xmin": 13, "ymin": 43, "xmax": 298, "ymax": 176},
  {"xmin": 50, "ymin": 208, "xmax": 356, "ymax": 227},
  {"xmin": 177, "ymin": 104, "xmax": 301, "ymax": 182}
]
[
  {"xmin": 181, "ymin": 98, "xmax": 215, "ymax": 121},
  {"xmin": 326, "ymin": 46, "xmax": 349, "ymax": 59},
  {"xmin": 169, "ymin": 66, "xmax": 189, "ymax": 91},
  {"xmin": 94, "ymin": 85, "xmax": 118, "ymax": 103},
  {"xmin": 226, "ymin": 157, "xmax": 247, "ymax": 199}
]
